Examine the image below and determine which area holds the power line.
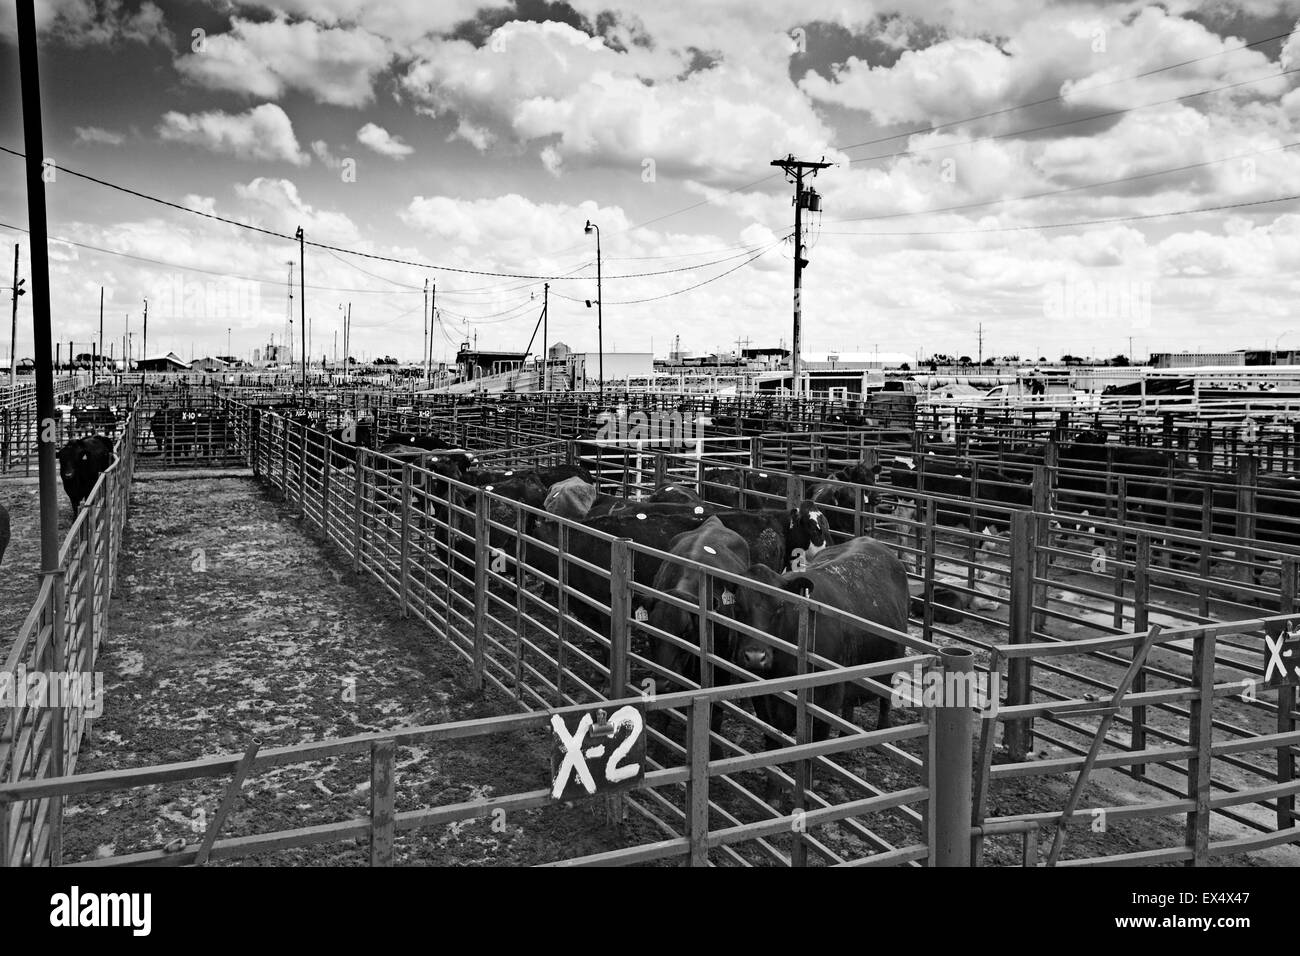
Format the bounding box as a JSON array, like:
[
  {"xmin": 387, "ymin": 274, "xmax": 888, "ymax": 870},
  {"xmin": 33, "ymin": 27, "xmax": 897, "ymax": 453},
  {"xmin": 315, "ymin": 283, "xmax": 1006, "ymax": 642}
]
[
  {"xmin": 550, "ymin": 239, "xmax": 784, "ymax": 305},
  {"xmin": 0, "ymin": 145, "xmax": 771, "ymax": 282},
  {"xmin": 818, "ymin": 191, "xmax": 1300, "ymax": 236},
  {"xmin": 823, "ymin": 138, "xmax": 1300, "ymax": 224}
]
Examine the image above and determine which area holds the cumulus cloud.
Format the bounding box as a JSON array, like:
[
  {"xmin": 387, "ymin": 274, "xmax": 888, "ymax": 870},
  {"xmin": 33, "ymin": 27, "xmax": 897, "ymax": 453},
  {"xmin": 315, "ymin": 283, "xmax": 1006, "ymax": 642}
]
[
  {"xmin": 400, "ymin": 20, "xmax": 839, "ymax": 180},
  {"xmin": 800, "ymin": 8, "xmax": 1285, "ymax": 127},
  {"xmin": 234, "ymin": 177, "xmax": 362, "ymax": 245},
  {"xmin": 224, "ymin": 0, "xmax": 485, "ymax": 42},
  {"xmin": 0, "ymin": 0, "xmax": 171, "ymax": 46},
  {"xmin": 356, "ymin": 123, "xmax": 414, "ymax": 159},
  {"xmin": 156, "ymin": 104, "xmax": 309, "ymax": 165},
  {"xmin": 175, "ymin": 16, "xmax": 391, "ymax": 108}
]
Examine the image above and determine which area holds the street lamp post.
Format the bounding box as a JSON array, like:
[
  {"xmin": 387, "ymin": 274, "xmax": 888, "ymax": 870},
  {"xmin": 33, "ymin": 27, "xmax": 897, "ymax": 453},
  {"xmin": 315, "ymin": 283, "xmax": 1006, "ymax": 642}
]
[{"xmin": 584, "ymin": 219, "xmax": 602, "ymax": 395}]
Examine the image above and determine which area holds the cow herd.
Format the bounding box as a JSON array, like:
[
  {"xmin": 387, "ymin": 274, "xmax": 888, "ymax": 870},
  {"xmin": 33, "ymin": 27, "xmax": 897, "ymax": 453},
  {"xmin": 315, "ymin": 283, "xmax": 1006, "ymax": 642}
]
[
  {"xmin": 290, "ymin": 415, "xmax": 914, "ymax": 744},
  {"xmin": 279, "ymin": 411, "xmax": 1300, "ymax": 748}
]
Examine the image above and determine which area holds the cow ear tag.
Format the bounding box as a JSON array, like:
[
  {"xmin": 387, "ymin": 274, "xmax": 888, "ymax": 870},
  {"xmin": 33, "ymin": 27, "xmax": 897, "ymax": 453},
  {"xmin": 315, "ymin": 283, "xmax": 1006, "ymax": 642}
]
[
  {"xmin": 505, "ymin": 470, "xmax": 513, "ymax": 476},
  {"xmin": 703, "ymin": 545, "xmax": 717, "ymax": 555},
  {"xmin": 636, "ymin": 513, "xmax": 647, "ymax": 520},
  {"xmin": 694, "ymin": 506, "xmax": 704, "ymax": 514},
  {"xmin": 634, "ymin": 607, "xmax": 648, "ymax": 622},
  {"xmin": 720, "ymin": 590, "xmax": 735, "ymax": 606}
]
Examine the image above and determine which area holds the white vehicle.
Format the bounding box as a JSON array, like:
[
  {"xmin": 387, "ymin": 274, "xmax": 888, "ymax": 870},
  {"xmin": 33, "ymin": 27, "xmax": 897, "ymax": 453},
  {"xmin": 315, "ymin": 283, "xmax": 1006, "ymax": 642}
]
[{"xmin": 977, "ymin": 381, "xmax": 1099, "ymax": 409}]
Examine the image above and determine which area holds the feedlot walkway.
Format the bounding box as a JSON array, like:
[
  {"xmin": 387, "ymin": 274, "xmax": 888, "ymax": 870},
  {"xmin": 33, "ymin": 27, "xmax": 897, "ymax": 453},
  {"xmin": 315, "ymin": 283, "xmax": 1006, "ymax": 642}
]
[{"xmin": 62, "ymin": 472, "xmax": 655, "ymax": 865}]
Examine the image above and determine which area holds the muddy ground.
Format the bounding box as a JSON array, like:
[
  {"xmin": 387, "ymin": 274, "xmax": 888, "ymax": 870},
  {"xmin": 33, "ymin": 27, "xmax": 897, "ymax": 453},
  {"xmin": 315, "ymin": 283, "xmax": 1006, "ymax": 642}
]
[
  {"xmin": 62, "ymin": 473, "xmax": 665, "ymax": 865},
  {"xmin": 0, "ymin": 477, "xmax": 86, "ymax": 659}
]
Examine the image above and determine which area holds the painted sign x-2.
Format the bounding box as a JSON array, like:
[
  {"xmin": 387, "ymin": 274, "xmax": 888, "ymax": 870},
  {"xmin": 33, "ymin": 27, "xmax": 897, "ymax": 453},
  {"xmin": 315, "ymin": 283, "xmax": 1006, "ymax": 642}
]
[
  {"xmin": 549, "ymin": 704, "xmax": 647, "ymax": 801},
  {"xmin": 1263, "ymin": 627, "xmax": 1300, "ymax": 689}
]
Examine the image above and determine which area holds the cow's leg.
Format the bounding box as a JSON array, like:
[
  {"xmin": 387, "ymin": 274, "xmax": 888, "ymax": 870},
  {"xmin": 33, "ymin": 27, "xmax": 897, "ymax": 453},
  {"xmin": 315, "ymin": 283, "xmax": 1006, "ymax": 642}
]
[{"xmin": 876, "ymin": 693, "xmax": 891, "ymax": 730}]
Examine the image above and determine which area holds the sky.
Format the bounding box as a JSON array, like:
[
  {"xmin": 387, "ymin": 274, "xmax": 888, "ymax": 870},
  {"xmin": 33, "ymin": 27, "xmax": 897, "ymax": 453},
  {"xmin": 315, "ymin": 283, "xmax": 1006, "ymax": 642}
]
[{"xmin": 3, "ymin": 0, "xmax": 1300, "ymax": 365}]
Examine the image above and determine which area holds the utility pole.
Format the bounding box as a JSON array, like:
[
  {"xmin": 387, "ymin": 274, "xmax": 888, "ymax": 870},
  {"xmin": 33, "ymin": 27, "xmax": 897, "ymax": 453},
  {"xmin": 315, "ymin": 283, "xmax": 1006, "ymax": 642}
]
[
  {"xmin": 17, "ymin": 0, "xmax": 59, "ymax": 571},
  {"xmin": 977, "ymin": 323, "xmax": 983, "ymax": 367},
  {"xmin": 422, "ymin": 278, "xmax": 428, "ymax": 388},
  {"xmin": 542, "ymin": 282, "xmax": 549, "ymax": 391},
  {"xmin": 584, "ymin": 220, "xmax": 603, "ymax": 395},
  {"xmin": 426, "ymin": 283, "xmax": 435, "ymax": 387},
  {"xmin": 142, "ymin": 296, "xmax": 148, "ymax": 362},
  {"xmin": 296, "ymin": 227, "xmax": 306, "ymax": 400},
  {"xmin": 771, "ymin": 154, "xmax": 830, "ymax": 398},
  {"xmin": 9, "ymin": 243, "xmax": 24, "ymax": 381},
  {"xmin": 95, "ymin": 286, "xmax": 103, "ymax": 384}
]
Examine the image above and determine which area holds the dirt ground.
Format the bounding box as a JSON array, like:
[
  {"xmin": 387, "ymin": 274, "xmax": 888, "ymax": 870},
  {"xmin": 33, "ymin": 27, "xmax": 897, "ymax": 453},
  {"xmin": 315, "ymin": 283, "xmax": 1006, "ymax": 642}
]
[
  {"xmin": 62, "ymin": 473, "xmax": 665, "ymax": 865},
  {"xmin": 0, "ymin": 476, "xmax": 87, "ymax": 659}
]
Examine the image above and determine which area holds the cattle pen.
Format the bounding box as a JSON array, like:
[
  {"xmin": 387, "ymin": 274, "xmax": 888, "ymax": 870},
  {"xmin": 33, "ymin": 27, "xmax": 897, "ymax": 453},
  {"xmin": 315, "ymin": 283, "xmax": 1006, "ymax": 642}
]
[{"xmin": 2, "ymin": 382, "xmax": 1299, "ymax": 867}]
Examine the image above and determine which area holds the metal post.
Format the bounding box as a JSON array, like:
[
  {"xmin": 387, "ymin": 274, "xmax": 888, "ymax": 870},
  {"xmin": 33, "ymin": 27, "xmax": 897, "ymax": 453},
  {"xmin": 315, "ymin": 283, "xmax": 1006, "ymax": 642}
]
[
  {"xmin": 686, "ymin": 695, "xmax": 712, "ymax": 867},
  {"xmin": 8, "ymin": 243, "xmax": 19, "ymax": 382},
  {"xmin": 1006, "ymin": 510, "xmax": 1034, "ymax": 759},
  {"xmin": 297, "ymin": 226, "xmax": 306, "ymax": 402},
  {"xmin": 95, "ymin": 286, "xmax": 102, "ymax": 385},
  {"xmin": 932, "ymin": 646, "xmax": 974, "ymax": 867},
  {"xmin": 608, "ymin": 539, "xmax": 631, "ymax": 698}
]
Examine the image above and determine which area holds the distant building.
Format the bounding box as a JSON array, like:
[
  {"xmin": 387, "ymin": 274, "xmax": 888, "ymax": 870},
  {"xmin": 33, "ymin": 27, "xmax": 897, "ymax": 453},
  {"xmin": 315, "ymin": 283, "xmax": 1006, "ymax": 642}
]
[
  {"xmin": 567, "ymin": 352, "xmax": 654, "ymax": 388},
  {"xmin": 263, "ymin": 341, "xmax": 292, "ymax": 364},
  {"xmin": 1151, "ymin": 351, "xmax": 1245, "ymax": 368},
  {"xmin": 136, "ymin": 352, "xmax": 189, "ymax": 372},
  {"xmin": 456, "ymin": 344, "xmax": 529, "ymax": 382},
  {"xmin": 190, "ymin": 356, "xmax": 229, "ymax": 371},
  {"xmin": 801, "ymin": 351, "xmax": 913, "ymax": 370},
  {"xmin": 742, "ymin": 347, "xmax": 790, "ymax": 370}
]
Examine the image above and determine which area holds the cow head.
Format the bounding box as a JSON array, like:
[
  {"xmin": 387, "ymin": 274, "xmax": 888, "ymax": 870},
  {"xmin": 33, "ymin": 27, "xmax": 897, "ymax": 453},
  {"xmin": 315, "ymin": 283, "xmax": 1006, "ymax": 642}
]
[
  {"xmin": 732, "ymin": 565, "xmax": 815, "ymax": 673},
  {"xmin": 57, "ymin": 441, "xmax": 83, "ymax": 482},
  {"xmin": 784, "ymin": 501, "xmax": 829, "ymax": 571},
  {"xmin": 635, "ymin": 581, "xmax": 739, "ymax": 682}
]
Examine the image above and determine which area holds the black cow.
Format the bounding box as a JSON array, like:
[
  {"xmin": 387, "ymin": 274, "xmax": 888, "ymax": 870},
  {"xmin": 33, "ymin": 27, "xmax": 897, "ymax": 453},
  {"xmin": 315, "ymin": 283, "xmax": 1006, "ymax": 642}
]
[
  {"xmin": 73, "ymin": 405, "xmax": 121, "ymax": 433},
  {"xmin": 526, "ymin": 504, "xmax": 826, "ymax": 640},
  {"xmin": 1161, "ymin": 473, "xmax": 1300, "ymax": 560},
  {"xmin": 886, "ymin": 456, "xmax": 1032, "ymax": 529},
  {"xmin": 381, "ymin": 431, "xmax": 453, "ymax": 451},
  {"xmin": 151, "ymin": 407, "xmax": 234, "ymax": 459},
  {"xmin": 701, "ymin": 468, "xmax": 795, "ymax": 510},
  {"xmin": 808, "ymin": 458, "xmax": 884, "ymax": 536},
  {"xmin": 634, "ymin": 517, "xmax": 751, "ymax": 748},
  {"xmin": 732, "ymin": 536, "xmax": 909, "ymax": 740},
  {"xmin": 1053, "ymin": 442, "xmax": 1174, "ymax": 531},
  {"xmin": 647, "ymin": 483, "xmax": 705, "ymax": 506},
  {"xmin": 58, "ymin": 435, "xmax": 114, "ymax": 515},
  {"xmin": 0, "ymin": 503, "xmax": 9, "ymax": 568}
]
